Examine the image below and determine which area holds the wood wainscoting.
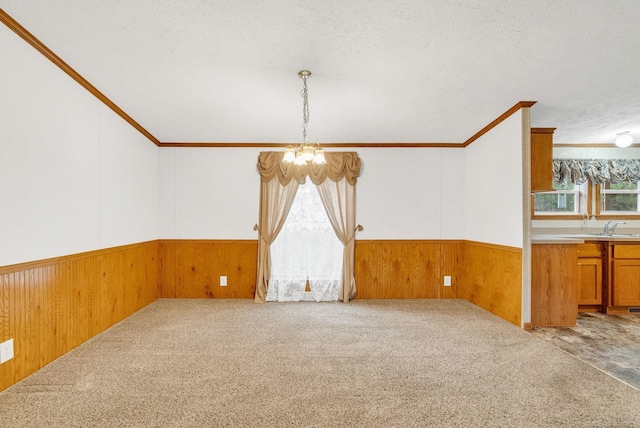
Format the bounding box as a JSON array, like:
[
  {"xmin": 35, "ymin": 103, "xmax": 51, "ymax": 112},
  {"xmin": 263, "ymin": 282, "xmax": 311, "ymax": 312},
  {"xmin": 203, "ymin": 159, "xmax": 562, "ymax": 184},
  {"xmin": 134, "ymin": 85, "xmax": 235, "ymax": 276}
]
[
  {"xmin": 459, "ymin": 241, "xmax": 523, "ymax": 326},
  {"xmin": 158, "ymin": 240, "xmax": 257, "ymax": 299},
  {"xmin": 354, "ymin": 240, "xmax": 463, "ymax": 299},
  {"xmin": 1, "ymin": 238, "xmax": 524, "ymax": 391},
  {"xmin": 0, "ymin": 241, "xmax": 159, "ymax": 392}
]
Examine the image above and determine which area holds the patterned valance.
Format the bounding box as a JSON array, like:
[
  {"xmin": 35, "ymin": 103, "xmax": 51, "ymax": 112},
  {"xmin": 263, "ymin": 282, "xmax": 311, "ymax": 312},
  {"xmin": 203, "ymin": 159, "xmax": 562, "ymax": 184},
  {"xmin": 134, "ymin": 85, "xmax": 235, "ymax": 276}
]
[
  {"xmin": 257, "ymin": 151, "xmax": 362, "ymax": 186},
  {"xmin": 553, "ymin": 159, "xmax": 640, "ymax": 185}
]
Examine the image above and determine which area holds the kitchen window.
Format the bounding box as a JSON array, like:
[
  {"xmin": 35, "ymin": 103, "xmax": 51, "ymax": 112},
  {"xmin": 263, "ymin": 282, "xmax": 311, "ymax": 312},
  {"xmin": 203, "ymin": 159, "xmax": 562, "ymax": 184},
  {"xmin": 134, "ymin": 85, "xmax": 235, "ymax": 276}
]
[
  {"xmin": 597, "ymin": 181, "xmax": 640, "ymax": 216},
  {"xmin": 533, "ymin": 182, "xmax": 587, "ymax": 217}
]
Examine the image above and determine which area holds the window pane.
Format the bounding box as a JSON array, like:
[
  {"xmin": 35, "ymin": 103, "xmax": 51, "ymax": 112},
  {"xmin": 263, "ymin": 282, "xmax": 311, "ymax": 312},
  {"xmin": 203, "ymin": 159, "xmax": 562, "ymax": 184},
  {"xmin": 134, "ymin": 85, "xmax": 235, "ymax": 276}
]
[
  {"xmin": 605, "ymin": 182, "xmax": 638, "ymax": 191},
  {"xmin": 553, "ymin": 182, "xmax": 575, "ymax": 191},
  {"xmin": 602, "ymin": 193, "xmax": 639, "ymax": 212},
  {"xmin": 534, "ymin": 193, "xmax": 576, "ymax": 212}
]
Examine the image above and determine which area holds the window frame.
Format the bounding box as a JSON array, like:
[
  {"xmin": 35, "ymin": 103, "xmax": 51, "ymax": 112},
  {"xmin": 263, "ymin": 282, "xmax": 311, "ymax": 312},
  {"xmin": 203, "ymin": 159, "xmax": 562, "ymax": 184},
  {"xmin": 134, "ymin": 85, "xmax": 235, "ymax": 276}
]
[
  {"xmin": 595, "ymin": 182, "xmax": 640, "ymax": 219},
  {"xmin": 532, "ymin": 182, "xmax": 590, "ymax": 220}
]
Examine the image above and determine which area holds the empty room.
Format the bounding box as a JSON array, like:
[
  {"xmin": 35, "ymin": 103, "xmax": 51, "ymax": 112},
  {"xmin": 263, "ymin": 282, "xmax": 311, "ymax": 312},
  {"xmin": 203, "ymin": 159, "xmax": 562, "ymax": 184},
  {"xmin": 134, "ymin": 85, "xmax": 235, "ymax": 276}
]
[{"xmin": 2, "ymin": 1, "xmax": 640, "ymax": 427}]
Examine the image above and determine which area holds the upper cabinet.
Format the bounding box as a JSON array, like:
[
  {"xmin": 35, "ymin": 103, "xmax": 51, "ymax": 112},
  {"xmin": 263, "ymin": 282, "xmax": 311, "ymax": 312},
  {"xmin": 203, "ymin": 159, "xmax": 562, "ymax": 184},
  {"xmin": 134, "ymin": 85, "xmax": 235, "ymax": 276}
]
[{"xmin": 531, "ymin": 127, "xmax": 555, "ymax": 193}]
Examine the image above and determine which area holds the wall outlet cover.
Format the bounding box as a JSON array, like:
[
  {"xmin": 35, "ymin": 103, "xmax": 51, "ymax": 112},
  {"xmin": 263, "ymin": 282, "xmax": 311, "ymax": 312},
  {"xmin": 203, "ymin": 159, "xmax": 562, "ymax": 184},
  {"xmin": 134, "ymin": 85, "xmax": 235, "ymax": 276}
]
[
  {"xmin": 0, "ymin": 339, "xmax": 14, "ymax": 364},
  {"xmin": 444, "ymin": 276, "xmax": 452, "ymax": 287},
  {"xmin": 220, "ymin": 276, "xmax": 227, "ymax": 286}
]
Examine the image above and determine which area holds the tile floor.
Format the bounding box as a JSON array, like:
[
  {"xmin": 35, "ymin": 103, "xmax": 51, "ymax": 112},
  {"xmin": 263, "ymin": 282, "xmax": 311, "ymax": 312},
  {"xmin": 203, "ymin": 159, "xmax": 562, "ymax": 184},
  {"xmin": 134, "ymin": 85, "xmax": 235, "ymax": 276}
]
[{"xmin": 531, "ymin": 312, "xmax": 640, "ymax": 389}]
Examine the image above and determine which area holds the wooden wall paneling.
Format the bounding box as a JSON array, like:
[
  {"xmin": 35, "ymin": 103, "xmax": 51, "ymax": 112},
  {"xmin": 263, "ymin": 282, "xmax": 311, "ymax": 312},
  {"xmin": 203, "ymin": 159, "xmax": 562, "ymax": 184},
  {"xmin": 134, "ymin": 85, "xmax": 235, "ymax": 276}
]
[
  {"xmin": 161, "ymin": 240, "xmax": 257, "ymax": 299},
  {"xmin": 211, "ymin": 241, "xmax": 257, "ymax": 299},
  {"xmin": 41, "ymin": 265, "xmax": 56, "ymax": 370},
  {"xmin": 354, "ymin": 241, "xmax": 452, "ymax": 299},
  {"xmin": 176, "ymin": 242, "xmax": 216, "ymax": 298},
  {"xmin": 16, "ymin": 270, "xmax": 27, "ymax": 383},
  {"xmin": 439, "ymin": 242, "xmax": 464, "ymax": 299},
  {"xmin": 531, "ymin": 244, "xmax": 579, "ymax": 327},
  {"xmin": 158, "ymin": 241, "xmax": 177, "ymax": 298},
  {"xmin": 0, "ymin": 242, "xmax": 159, "ymax": 392},
  {"xmin": 0, "ymin": 273, "xmax": 8, "ymax": 389},
  {"xmin": 459, "ymin": 241, "xmax": 522, "ymax": 326},
  {"xmin": 143, "ymin": 243, "xmax": 160, "ymax": 306},
  {"xmin": 26, "ymin": 269, "xmax": 39, "ymax": 375}
]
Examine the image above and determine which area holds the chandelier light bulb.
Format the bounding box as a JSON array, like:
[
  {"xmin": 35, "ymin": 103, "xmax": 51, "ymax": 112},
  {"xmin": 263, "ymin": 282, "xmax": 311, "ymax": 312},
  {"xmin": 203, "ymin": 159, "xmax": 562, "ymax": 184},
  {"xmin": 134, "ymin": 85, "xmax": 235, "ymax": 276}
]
[{"xmin": 283, "ymin": 146, "xmax": 296, "ymax": 163}]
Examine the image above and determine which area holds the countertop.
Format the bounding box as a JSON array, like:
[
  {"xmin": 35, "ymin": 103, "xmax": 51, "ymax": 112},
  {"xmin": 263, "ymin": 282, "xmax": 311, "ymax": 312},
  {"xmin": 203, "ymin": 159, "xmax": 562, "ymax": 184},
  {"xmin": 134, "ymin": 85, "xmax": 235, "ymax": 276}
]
[{"xmin": 531, "ymin": 233, "xmax": 640, "ymax": 244}]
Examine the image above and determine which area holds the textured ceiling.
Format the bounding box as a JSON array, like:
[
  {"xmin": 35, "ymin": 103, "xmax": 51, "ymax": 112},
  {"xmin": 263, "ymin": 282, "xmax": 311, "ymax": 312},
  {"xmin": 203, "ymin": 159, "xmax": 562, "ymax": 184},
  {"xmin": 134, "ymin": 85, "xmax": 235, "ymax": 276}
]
[{"xmin": 2, "ymin": 0, "xmax": 640, "ymax": 145}]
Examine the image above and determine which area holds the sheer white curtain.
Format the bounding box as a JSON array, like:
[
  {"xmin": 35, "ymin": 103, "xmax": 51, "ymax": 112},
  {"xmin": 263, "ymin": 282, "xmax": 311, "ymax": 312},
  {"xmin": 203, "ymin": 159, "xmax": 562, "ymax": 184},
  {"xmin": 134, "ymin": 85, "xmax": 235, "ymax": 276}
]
[
  {"xmin": 316, "ymin": 176, "xmax": 358, "ymax": 302},
  {"xmin": 267, "ymin": 182, "xmax": 343, "ymax": 302}
]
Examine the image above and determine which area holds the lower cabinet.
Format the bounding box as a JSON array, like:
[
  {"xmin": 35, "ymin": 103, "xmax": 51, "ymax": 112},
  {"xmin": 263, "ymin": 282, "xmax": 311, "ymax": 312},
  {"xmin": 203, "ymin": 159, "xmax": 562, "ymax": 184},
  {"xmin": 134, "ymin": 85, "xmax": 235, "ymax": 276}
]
[
  {"xmin": 578, "ymin": 258, "xmax": 602, "ymax": 305},
  {"xmin": 577, "ymin": 242, "xmax": 604, "ymax": 309},
  {"xmin": 612, "ymin": 247, "xmax": 640, "ymax": 306},
  {"xmin": 531, "ymin": 244, "xmax": 578, "ymax": 327},
  {"xmin": 611, "ymin": 244, "xmax": 640, "ymax": 308}
]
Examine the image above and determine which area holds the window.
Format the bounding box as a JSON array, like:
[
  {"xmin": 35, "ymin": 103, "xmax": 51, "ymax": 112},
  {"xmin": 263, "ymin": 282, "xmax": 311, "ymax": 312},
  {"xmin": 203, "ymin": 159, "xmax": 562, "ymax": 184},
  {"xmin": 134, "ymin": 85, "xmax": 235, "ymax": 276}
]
[
  {"xmin": 267, "ymin": 182, "xmax": 343, "ymax": 302},
  {"xmin": 598, "ymin": 181, "xmax": 640, "ymax": 215},
  {"xmin": 533, "ymin": 182, "xmax": 586, "ymax": 216}
]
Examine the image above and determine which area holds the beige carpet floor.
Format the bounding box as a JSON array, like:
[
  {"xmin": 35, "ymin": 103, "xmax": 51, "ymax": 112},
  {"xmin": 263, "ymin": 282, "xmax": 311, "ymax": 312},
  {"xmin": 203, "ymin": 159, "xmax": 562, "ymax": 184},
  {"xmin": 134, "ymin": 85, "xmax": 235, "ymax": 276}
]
[{"xmin": 1, "ymin": 299, "xmax": 640, "ymax": 427}]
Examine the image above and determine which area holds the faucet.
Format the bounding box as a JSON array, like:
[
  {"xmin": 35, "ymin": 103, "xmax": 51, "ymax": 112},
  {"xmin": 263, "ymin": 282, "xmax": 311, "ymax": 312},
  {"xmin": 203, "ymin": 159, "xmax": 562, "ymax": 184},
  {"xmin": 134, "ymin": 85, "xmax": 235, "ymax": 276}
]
[{"xmin": 604, "ymin": 220, "xmax": 626, "ymax": 235}]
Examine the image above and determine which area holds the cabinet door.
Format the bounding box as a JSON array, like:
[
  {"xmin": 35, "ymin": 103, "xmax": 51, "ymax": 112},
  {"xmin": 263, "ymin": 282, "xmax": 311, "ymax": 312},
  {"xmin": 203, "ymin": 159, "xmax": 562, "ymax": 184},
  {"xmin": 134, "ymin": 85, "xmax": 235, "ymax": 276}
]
[
  {"xmin": 612, "ymin": 259, "xmax": 640, "ymax": 306},
  {"xmin": 578, "ymin": 258, "xmax": 602, "ymax": 305},
  {"xmin": 531, "ymin": 128, "xmax": 555, "ymax": 193}
]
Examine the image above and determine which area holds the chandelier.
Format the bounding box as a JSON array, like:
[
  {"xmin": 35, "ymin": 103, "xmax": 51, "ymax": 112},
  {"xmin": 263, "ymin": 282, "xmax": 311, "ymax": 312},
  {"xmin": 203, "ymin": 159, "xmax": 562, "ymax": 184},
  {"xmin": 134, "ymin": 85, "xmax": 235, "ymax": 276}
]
[{"xmin": 283, "ymin": 70, "xmax": 326, "ymax": 165}]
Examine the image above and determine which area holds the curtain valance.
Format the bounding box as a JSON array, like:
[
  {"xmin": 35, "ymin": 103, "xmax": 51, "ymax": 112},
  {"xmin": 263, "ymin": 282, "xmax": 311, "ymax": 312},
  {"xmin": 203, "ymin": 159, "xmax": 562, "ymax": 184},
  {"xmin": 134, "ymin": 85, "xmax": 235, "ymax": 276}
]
[
  {"xmin": 257, "ymin": 151, "xmax": 362, "ymax": 186},
  {"xmin": 553, "ymin": 159, "xmax": 640, "ymax": 185}
]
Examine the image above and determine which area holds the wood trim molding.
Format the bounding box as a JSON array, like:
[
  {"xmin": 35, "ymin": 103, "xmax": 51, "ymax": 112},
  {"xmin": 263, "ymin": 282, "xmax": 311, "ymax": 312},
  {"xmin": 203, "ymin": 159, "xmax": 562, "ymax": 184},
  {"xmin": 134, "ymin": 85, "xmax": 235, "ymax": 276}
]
[
  {"xmin": 463, "ymin": 240, "xmax": 523, "ymax": 253},
  {"xmin": 0, "ymin": 240, "xmax": 158, "ymax": 274},
  {"xmin": 158, "ymin": 142, "xmax": 465, "ymax": 148},
  {"xmin": 1, "ymin": 8, "xmax": 537, "ymax": 152},
  {"xmin": 531, "ymin": 127, "xmax": 556, "ymax": 134},
  {"xmin": 554, "ymin": 144, "xmax": 640, "ymax": 148},
  {"xmin": 463, "ymin": 101, "xmax": 537, "ymax": 147},
  {"xmin": 355, "ymin": 239, "xmax": 465, "ymax": 244},
  {"xmin": 0, "ymin": 8, "xmax": 160, "ymax": 146},
  {"xmin": 158, "ymin": 239, "xmax": 258, "ymax": 245}
]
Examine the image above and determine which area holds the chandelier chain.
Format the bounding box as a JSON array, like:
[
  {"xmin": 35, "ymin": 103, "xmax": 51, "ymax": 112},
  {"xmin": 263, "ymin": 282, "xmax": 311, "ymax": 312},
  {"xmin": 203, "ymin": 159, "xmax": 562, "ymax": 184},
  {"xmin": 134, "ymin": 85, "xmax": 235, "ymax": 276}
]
[{"xmin": 301, "ymin": 74, "xmax": 309, "ymax": 142}]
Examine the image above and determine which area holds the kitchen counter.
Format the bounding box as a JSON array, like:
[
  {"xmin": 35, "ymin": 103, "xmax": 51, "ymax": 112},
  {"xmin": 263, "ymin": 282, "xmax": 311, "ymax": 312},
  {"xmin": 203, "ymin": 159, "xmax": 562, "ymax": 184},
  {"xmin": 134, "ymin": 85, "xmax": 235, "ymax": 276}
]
[{"xmin": 531, "ymin": 234, "xmax": 640, "ymax": 244}]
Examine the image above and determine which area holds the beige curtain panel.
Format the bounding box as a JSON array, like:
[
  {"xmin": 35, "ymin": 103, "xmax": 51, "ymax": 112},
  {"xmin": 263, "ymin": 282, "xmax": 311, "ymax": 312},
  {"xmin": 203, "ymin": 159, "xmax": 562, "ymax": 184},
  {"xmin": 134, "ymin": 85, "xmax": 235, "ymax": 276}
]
[
  {"xmin": 254, "ymin": 177, "xmax": 299, "ymax": 303},
  {"xmin": 254, "ymin": 151, "xmax": 362, "ymax": 303}
]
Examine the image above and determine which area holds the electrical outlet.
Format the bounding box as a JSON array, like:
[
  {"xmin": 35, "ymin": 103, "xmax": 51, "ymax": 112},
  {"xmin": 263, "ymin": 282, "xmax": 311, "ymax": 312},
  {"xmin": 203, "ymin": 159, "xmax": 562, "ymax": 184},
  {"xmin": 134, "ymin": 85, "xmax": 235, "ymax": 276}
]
[
  {"xmin": 444, "ymin": 276, "xmax": 452, "ymax": 287},
  {"xmin": 0, "ymin": 339, "xmax": 14, "ymax": 364},
  {"xmin": 220, "ymin": 276, "xmax": 227, "ymax": 286}
]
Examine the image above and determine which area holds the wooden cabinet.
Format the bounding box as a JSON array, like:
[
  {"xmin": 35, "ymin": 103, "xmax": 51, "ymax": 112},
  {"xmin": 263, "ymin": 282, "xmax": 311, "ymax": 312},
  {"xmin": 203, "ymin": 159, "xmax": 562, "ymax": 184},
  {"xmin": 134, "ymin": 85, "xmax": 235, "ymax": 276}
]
[
  {"xmin": 577, "ymin": 242, "xmax": 603, "ymax": 306},
  {"xmin": 531, "ymin": 244, "xmax": 578, "ymax": 326},
  {"xmin": 612, "ymin": 245, "xmax": 640, "ymax": 306},
  {"xmin": 531, "ymin": 128, "xmax": 555, "ymax": 193},
  {"xmin": 578, "ymin": 258, "xmax": 602, "ymax": 304}
]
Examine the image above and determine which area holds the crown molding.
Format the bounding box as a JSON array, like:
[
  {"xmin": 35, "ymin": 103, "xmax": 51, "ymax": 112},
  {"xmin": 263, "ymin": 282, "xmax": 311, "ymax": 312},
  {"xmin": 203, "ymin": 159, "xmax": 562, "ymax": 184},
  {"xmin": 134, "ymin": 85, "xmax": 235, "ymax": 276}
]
[{"xmin": 0, "ymin": 8, "xmax": 160, "ymax": 146}]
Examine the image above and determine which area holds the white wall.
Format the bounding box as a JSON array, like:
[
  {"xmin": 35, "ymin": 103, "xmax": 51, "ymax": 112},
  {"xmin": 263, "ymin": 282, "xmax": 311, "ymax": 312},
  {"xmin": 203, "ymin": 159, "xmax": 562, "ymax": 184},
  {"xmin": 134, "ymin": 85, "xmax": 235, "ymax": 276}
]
[
  {"xmin": 464, "ymin": 112, "xmax": 524, "ymax": 248},
  {"xmin": 357, "ymin": 148, "xmax": 465, "ymax": 239},
  {"xmin": 0, "ymin": 23, "xmax": 158, "ymax": 266},
  {"xmin": 159, "ymin": 148, "xmax": 260, "ymax": 239},
  {"xmin": 158, "ymin": 147, "xmax": 466, "ymax": 240}
]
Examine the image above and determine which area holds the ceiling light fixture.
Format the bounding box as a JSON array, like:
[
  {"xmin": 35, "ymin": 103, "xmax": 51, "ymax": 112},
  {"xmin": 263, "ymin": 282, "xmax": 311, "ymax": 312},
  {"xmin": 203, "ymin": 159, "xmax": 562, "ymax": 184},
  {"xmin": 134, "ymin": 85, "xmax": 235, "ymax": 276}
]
[
  {"xmin": 283, "ymin": 70, "xmax": 326, "ymax": 165},
  {"xmin": 615, "ymin": 131, "xmax": 633, "ymax": 148}
]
